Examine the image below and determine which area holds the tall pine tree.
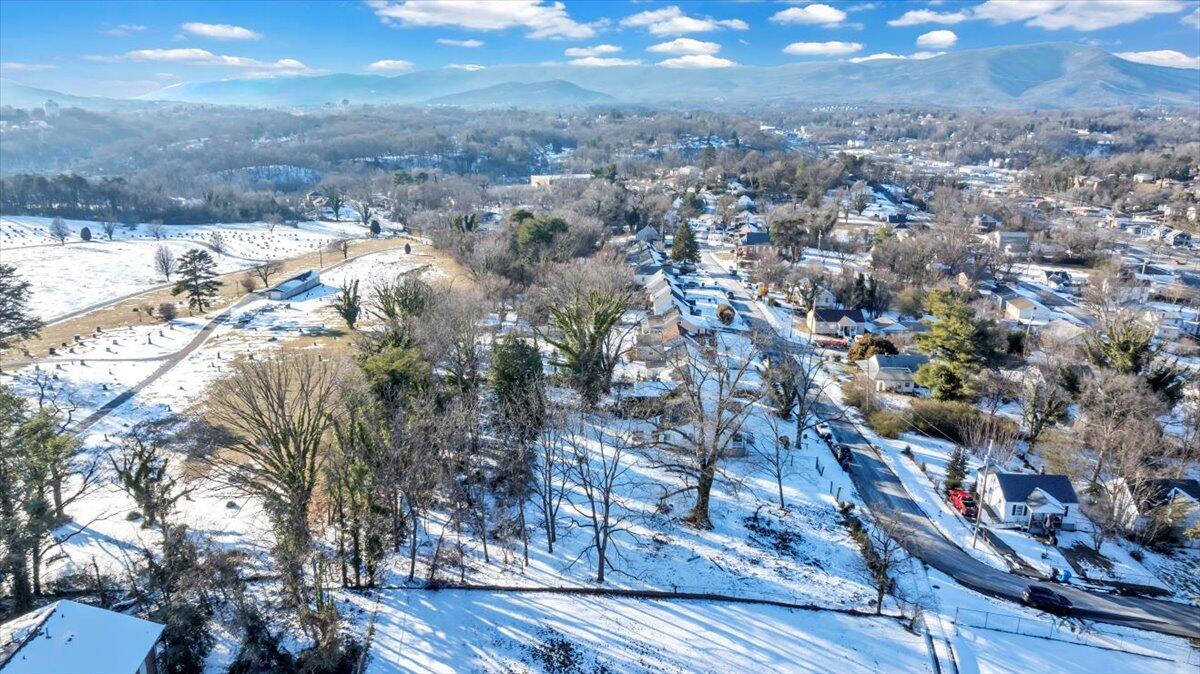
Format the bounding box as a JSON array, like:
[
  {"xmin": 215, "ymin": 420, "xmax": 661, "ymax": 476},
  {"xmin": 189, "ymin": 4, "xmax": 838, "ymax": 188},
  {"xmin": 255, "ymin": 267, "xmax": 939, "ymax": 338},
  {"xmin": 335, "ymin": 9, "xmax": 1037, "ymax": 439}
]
[
  {"xmin": 0, "ymin": 264, "xmax": 43, "ymax": 349},
  {"xmin": 172, "ymin": 250, "xmax": 222, "ymax": 314},
  {"xmin": 671, "ymin": 220, "xmax": 700, "ymax": 265}
]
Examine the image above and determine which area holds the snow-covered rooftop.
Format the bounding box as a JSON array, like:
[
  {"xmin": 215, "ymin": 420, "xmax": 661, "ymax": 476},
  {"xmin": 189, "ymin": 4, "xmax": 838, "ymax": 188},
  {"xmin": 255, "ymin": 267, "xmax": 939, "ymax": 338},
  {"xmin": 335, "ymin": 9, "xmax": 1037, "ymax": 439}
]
[{"xmin": 0, "ymin": 600, "xmax": 163, "ymax": 674}]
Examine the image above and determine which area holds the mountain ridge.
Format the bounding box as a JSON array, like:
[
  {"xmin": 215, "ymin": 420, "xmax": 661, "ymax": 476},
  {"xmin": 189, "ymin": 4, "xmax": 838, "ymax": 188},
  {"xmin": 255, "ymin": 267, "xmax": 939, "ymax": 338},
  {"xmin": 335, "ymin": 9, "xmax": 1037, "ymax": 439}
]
[{"xmin": 5, "ymin": 43, "xmax": 1197, "ymax": 110}]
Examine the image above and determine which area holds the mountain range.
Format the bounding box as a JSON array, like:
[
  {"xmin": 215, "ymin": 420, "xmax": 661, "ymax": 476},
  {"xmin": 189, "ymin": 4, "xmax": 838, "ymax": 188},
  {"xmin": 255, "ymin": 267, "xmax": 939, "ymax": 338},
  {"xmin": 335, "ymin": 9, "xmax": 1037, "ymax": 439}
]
[{"xmin": 4, "ymin": 43, "xmax": 1197, "ymax": 110}]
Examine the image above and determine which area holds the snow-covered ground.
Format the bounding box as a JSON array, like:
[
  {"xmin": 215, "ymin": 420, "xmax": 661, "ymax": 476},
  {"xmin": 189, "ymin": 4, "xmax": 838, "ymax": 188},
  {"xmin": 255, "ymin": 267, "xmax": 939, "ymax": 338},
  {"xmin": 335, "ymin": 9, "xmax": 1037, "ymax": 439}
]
[
  {"xmin": 2, "ymin": 215, "xmax": 373, "ymax": 320},
  {"xmin": 9, "ymin": 248, "xmax": 437, "ymax": 581},
  {"xmin": 342, "ymin": 590, "xmax": 933, "ymax": 674}
]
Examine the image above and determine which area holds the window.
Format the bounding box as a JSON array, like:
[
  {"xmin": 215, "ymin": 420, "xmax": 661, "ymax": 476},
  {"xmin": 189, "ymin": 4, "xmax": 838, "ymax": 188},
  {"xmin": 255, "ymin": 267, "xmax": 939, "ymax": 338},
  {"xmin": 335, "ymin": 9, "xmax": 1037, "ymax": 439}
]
[{"xmin": 1011, "ymin": 504, "xmax": 1027, "ymax": 517}]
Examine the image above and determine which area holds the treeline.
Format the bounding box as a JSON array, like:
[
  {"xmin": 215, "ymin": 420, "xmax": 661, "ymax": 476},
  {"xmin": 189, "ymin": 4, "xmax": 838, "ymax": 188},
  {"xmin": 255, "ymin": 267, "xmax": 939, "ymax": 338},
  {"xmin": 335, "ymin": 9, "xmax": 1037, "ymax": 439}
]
[{"xmin": 0, "ymin": 173, "xmax": 298, "ymax": 224}]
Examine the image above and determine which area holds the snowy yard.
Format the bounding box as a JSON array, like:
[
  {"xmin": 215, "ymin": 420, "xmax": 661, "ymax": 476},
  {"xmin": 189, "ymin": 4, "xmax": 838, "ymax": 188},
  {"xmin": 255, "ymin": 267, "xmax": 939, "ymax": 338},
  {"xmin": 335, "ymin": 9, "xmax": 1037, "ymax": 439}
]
[
  {"xmin": 342, "ymin": 590, "xmax": 933, "ymax": 674},
  {"xmin": 2, "ymin": 215, "xmax": 374, "ymax": 320}
]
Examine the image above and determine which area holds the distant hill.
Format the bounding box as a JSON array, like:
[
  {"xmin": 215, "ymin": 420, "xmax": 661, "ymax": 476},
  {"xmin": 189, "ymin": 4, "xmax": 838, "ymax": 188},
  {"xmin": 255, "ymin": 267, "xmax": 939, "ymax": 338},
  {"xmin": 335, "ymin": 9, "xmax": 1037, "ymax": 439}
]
[
  {"xmin": 26, "ymin": 42, "xmax": 1200, "ymax": 110},
  {"xmin": 425, "ymin": 80, "xmax": 613, "ymax": 107},
  {"xmin": 0, "ymin": 78, "xmax": 164, "ymax": 111}
]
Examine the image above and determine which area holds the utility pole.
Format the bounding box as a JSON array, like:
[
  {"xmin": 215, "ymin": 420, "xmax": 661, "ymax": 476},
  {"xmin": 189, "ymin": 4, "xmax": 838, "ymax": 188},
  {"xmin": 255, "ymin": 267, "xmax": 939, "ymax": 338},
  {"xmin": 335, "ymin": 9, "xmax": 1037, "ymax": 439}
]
[{"xmin": 971, "ymin": 439, "xmax": 994, "ymax": 549}]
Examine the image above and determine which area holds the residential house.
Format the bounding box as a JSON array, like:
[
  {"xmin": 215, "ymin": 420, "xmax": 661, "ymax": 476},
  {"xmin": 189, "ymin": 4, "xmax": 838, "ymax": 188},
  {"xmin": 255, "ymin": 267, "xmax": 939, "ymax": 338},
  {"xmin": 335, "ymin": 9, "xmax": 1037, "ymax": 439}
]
[
  {"xmin": 985, "ymin": 230, "xmax": 1031, "ymax": 256},
  {"xmin": 0, "ymin": 600, "xmax": 164, "ymax": 674},
  {"xmin": 735, "ymin": 230, "xmax": 776, "ymax": 260},
  {"xmin": 864, "ymin": 354, "xmax": 929, "ymax": 393},
  {"xmin": 1036, "ymin": 319, "xmax": 1087, "ymax": 347},
  {"xmin": 1004, "ymin": 296, "xmax": 1053, "ymax": 323},
  {"xmin": 265, "ymin": 270, "xmax": 320, "ymax": 300},
  {"xmin": 635, "ymin": 225, "xmax": 660, "ymax": 245},
  {"xmin": 979, "ymin": 472, "xmax": 1082, "ymax": 535},
  {"xmin": 1114, "ymin": 478, "xmax": 1200, "ymax": 547},
  {"xmin": 806, "ymin": 308, "xmax": 866, "ymax": 337}
]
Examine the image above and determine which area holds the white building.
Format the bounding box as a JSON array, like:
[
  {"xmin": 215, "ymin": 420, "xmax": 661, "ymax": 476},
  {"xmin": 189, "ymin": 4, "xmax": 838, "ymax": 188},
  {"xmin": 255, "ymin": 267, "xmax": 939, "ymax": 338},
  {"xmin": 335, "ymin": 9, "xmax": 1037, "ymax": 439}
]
[
  {"xmin": 0, "ymin": 600, "xmax": 163, "ymax": 674},
  {"xmin": 980, "ymin": 472, "xmax": 1082, "ymax": 536}
]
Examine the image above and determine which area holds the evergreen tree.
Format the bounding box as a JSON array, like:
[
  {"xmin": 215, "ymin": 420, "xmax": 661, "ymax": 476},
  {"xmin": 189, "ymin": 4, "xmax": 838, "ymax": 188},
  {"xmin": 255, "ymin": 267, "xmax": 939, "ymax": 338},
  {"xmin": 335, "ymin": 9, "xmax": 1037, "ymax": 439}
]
[
  {"xmin": 671, "ymin": 220, "xmax": 700, "ymax": 264},
  {"xmin": 490, "ymin": 334, "xmax": 546, "ymax": 442},
  {"xmin": 945, "ymin": 447, "xmax": 967, "ymax": 490},
  {"xmin": 79, "ymin": 226, "xmax": 92, "ymax": 242},
  {"xmin": 913, "ymin": 290, "xmax": 991, "ymax": 399},
  {"xmin": 0, "ymin": 263, "xmax": 43, "ymax": 349},
  {"xmin": 171, "ymin": 250, "xmax": 221, "ymax": 314},
  {"xmin": 332, "ymin": 280, "xmax": 362, "ymax": 330}
]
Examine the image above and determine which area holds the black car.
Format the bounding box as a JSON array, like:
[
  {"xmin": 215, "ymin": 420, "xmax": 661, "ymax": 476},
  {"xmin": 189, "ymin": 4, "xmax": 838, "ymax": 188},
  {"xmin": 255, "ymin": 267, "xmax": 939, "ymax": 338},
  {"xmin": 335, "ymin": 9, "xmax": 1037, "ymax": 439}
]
[{"xmin": 1021, "ymin": 585, "xmax": 1072, "ymax": 615}]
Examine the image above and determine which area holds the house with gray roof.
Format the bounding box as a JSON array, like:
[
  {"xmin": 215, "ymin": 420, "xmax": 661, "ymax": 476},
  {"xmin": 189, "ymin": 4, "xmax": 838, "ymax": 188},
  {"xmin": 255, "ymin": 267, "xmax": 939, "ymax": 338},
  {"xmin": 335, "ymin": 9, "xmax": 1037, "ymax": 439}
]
[
  {"xmin": 979, "ymin": 471, "xmax": 1082, "ymax": 535},
  {"xmin": 864, "ymin": 354, "xmax": 929, "ymax": 393}
]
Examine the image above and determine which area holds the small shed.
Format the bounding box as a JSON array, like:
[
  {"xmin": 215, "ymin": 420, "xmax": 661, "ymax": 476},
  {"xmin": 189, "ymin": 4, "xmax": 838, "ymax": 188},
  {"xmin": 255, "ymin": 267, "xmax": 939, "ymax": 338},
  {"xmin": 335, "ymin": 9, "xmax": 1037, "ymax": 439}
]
[
  {"xmin": 266, "ymin": 270, "xmax": 321, "ymax": 300},
  {"xmin": 0, "ymin": 600, "xmax": 164, "ymax": 674}
]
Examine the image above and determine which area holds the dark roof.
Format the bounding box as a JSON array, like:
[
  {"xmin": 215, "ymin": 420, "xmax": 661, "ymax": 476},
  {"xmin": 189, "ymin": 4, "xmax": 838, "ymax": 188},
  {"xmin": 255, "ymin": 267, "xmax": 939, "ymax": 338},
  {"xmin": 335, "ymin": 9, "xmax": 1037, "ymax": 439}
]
[
  {"xmin": 870, "ymin": 354, "xmax": 929, "ymax": 372},
  {"xmin": 1143, "ymin": 478, "xmax": 1200, "ymax": 508},
  {"xmin": 992, "ymin": 473, "xmax": 1079, "ymax": 505},
  {"xmin": 739, "ymin": 231, "xmax": 772, "ymax": 246},
  {"xmin": 811, "ymin": 308, "xmax": 865, "ymax": 323}
]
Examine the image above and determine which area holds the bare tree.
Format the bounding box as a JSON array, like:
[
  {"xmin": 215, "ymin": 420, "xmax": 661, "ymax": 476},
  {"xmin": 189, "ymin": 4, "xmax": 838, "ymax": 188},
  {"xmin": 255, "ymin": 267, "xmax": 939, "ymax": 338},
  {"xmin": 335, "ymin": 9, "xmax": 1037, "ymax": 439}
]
[
  {"xmin": 1021, "ymin": 362, "xmax": 1071, "ymax": 456},
  {"xmin": 253, "ymin": 260, "xmax": 282, "ymax": 287},
  {"xmin": 111, "ymin": 418, "xmax": 192, "ymax": 529},
  {"xmin": 208, "ymin": 231, "xmax": 227, "ymax": 255},
  {"xmin": 566, "ymin": 414, "xmax": 637, "ymax": 583},
  {"xmin": 1076, "ymin": 371, "xmax": 1164, "ymax": 484},
  {"xmin": 146, "ymin": 222, "xmax": 166, "ymax": 240},
  {"xmin": 205, "ymin": 353, "xmax": 343, "ymax": 640},
  {"xmin": 153, "ymin": 246, "xmax": 177, "ymax": 281},
  {"xmin": 533, "ymin": 411, "xmax": 570, "ymax": 553},
  {"xmin": 653, "ymin": 336, "xmax": 761, "ymax": 529},
  {"xmin": 101, "ymin": 220, "xmax": 118, "ymax": 241},
  {"xmin": 753, "ymin": 413, "xmax": 795, "ymax": 509},
  {"xmin": 48, "ymin": 217, "xmax": 70, "ymax": 245}
]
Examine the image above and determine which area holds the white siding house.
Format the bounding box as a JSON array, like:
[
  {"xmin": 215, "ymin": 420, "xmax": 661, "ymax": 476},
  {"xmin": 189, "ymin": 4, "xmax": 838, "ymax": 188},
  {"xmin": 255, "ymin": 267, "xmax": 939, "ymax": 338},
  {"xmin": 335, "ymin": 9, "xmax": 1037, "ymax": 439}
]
[{"xmin": 980, "ymin": 472, "xmax": 1082, "ymax": 535}]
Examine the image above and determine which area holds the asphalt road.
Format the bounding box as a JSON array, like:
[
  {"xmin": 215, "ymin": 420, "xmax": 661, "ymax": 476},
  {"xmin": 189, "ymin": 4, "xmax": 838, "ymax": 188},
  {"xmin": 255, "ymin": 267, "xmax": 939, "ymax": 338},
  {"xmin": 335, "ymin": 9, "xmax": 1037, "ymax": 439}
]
[{"xmin": 697, "ymin": 241, "xmax": 1200, "ymax": 640}]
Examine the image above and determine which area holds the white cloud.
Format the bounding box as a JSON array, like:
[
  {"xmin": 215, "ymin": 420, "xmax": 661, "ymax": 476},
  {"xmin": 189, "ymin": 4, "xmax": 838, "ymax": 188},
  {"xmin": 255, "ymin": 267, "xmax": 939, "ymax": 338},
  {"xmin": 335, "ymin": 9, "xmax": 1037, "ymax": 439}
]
[
  {"xmin": 621, "ymin": 6, "xmax": 747, "ymax": 35},
  {"xmin": 90, "ymin": 48, "xmax": 315, "ymax": 75},
  {"xmin": 887, "ymin": 9, "xmax": 969, "ymax": 26},
  {"xmin": 181, "ymin": 22, "xmax": 262, "ymax": 40},
  {"xmin": 368, "ymin": 0, "xmax": 597, "ymax": 39},
  {"xmin": 104, "ymin": 24, "xmax": 147, "ymax": 37},
  {"xmin": 569, "ymin": 57, "xmax": 641, "ymax": 67},
  {"xmin": 564, "ymin": 44, "xmax": 621, "ymax": 57},
  {"xmin": 437, "ymin": 38, "xmax": 484, "ymax": 47},
  {"xmin": 1115, "ymin": 49, "xmax": 1200, "ymax": 68},
  {"xmin": 782, "ymin": 41, "xmax": 863, "ymax": 57},
  {"xmin": 0, "ymin": 62, "xmax": 58, "ymax": 73},
  {"xmin": 366, "ymin": 59, "xmax": 416, "ymax": 71},
  {"xmin": 1182, "ymin": 7, "xmax": 1200, "ymax": 27},
  {"xmin": 848, "ymin": 52, "xmax": 905, "ymax": 63},
  {"xmin": 447, "ymin": 63, "xmax": 486, "ymax": 70},
  {"xmin": 973, "ymin": 0, "xmax": 1187, "ymax": 31},
  {"xmin": 916, "ymin": 29, "xmax": 957, "ymax": 48},
  {"xmin": 646, "ymin": 38, "xmax": 722, "ymax": 56},
  {"xmin": 848, "ymin": 50, "xmax": 945, "ymax": 63},
  {"xmin": 770, "ymin": 3, "xmax": 847, "ymax": 26},
  {"xmin": 657, "ymin": 54, "xmax": 736, "ymax": 69}
]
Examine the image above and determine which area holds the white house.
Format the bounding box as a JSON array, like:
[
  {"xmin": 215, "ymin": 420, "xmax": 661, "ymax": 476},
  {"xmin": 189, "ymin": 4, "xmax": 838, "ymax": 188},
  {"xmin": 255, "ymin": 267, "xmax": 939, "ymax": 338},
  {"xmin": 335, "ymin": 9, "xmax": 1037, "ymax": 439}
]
[
  {"xmin": 0, "ymin": 600, "xmax": 164, "ymax": 674},
  {"xmin": 266, "ymin": 270, "xmax": 321, "ymax": 300},
  {"xmin": 979, "ymin": 472, "xmax": 1082, "ymax": 536},
  {"xmin": 863, "ymin": 353, "xmax": 929, "ymax": 393},
  {"xmin": 806, "ymin": 308, "xmax": 866, "ymax": 337},
  {"xmin": 1114, "ymin": 478, "xmax": 1200, "ymax": 547},
  {"xmin": 1004, "ymin": 296, "xmax": 1053, "ymax": 323}
]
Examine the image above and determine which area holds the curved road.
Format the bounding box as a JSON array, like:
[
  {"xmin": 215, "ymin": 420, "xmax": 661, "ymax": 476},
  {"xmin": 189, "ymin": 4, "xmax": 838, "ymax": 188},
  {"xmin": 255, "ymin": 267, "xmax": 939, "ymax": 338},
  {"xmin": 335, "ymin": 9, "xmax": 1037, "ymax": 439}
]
[{"xmin": 698, "ymin": 244, "xmax": 1200, "ymax": 640}]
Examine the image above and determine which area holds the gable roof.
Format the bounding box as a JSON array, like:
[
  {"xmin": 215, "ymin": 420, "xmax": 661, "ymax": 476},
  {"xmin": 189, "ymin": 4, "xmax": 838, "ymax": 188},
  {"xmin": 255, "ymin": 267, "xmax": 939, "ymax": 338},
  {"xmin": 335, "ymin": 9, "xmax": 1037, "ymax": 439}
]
[
  {"xmin": 867, "ymin": 354, "xmax": 929, "ymax": 374},
  {"xmin": 811, "ymin": 308, "xmax": 865, "ymax": 323},
  {"xmin": 739, "ymin": 231, "xmax": 772, "ymax": 246},
  {"xmin": 0, "ymin": 600, "xmax": 163, "ymax": 674},
  {"xmin": 992, "ymin": 473, "xmax": 1078, "ymax": 505},
  {"xmin": 1143, "ymin": 478, "xmax": 1200, "ymax": 508}
]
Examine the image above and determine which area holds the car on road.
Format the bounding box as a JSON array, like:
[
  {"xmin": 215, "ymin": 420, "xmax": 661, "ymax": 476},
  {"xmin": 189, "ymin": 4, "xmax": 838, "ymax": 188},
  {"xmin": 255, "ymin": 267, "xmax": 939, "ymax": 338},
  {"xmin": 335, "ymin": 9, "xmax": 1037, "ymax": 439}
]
[{"xmin": 1021, "ymin": 585, "xmax": 1072, "ymax": 615}]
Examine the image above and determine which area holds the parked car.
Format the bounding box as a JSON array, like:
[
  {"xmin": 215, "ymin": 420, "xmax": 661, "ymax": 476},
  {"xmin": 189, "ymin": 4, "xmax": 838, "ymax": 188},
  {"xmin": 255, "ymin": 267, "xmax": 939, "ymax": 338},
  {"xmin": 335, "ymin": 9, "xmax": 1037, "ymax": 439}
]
[
  {"xmin": 1021, "ymin": 585, "xmax": 1072, "ymax": 615},
  {"xmin": 947, "ymin": 488, "xmax": 977, "ymax": 520}
]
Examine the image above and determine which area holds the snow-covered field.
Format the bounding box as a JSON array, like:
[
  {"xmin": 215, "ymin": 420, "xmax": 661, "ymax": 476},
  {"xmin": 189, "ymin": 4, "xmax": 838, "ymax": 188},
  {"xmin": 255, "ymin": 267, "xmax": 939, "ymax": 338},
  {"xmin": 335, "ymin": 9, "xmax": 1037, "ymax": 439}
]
[
  {"xmin": 343, "ymin": 590, "xmax": 933, "ymax": 674},
  {"xmin": 1, "ymin": 215, "xmax": 373, "ymax": 320}
]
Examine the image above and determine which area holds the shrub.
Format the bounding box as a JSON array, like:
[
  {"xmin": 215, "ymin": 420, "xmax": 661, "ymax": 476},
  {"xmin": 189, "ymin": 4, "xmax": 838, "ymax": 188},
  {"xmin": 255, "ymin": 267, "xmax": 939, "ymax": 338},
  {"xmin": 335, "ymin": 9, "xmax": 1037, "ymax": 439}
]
[
  {"xmin": 868, "ymin": 410, "xmax": 909, "ymax": 438},
  {"xmin": 909, "ymin": 399, "xmax": 979, "ymax": 445},
  {"xmin": 159, "ymin": 302, "xmax": 178, "ymax": 321},
  {"xmin": 841, "ymin": 376, "xmax": 879, "ymax": 412},
  {"xmin": 847, "ymin": 334, "xmax": 899, "ymax": 362}
]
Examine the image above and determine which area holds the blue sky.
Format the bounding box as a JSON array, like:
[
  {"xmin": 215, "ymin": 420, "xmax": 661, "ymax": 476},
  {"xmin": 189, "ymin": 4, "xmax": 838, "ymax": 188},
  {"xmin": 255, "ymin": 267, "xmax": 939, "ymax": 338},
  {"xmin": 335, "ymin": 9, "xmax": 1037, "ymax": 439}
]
[{"xmin": 2, "ymin": 1, "xmax": 1198, "ymax": 97}]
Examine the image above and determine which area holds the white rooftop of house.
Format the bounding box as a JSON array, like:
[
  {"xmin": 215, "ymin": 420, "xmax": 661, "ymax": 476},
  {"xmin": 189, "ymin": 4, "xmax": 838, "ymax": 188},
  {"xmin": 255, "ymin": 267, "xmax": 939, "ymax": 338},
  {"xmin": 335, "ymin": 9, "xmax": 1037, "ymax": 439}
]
[{"xmin": 0, "ymin": 600, "xmax": 163, "ymax": 674}]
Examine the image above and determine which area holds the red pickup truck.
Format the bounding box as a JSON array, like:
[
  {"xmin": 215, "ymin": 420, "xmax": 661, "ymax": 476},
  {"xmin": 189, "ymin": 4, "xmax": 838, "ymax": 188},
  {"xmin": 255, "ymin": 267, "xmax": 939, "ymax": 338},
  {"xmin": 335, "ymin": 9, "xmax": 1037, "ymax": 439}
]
[{"xmin": 947, "ymin": 488, "xmax": 977, "ymax": 520}]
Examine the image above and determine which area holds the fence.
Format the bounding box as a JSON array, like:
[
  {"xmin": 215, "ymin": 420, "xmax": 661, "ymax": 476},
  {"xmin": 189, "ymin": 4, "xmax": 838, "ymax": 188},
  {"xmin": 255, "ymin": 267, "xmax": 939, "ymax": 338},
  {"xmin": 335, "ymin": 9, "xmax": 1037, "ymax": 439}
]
[{"xmin": 951, "ymin": 607, "xmax": 1196, "ymax": 665}]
